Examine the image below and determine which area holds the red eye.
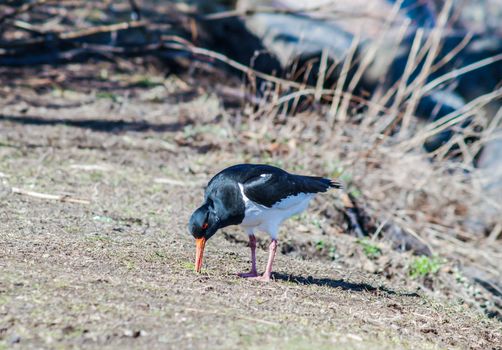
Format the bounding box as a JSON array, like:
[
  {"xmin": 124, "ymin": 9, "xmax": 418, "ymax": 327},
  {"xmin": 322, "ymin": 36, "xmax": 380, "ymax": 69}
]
[{"xmin": 202, "ymin": 223, "xmax": 208, "ymax": 230}]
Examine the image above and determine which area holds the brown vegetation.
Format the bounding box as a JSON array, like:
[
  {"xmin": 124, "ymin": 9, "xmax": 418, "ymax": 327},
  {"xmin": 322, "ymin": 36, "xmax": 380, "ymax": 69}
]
[{"xmin": 1, "ymin": 1, "xmax": 501, "ymax": 349}]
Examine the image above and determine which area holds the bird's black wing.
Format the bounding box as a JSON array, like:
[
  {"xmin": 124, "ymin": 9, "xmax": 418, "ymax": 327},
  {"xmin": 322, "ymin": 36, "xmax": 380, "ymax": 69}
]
[{"xmin": 240, "ymin": 165, "xmax": 340, "ymax": 208}]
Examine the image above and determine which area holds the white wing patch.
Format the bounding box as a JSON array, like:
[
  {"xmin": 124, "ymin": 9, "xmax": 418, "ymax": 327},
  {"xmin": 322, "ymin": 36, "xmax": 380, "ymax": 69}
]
[
  {"xmin": 238, "ymin": 183, "xmax": 314, "ymax": 239},
  {"xmin": 271, "ymin": 192, "xmax": 313, "ymax": 210}
]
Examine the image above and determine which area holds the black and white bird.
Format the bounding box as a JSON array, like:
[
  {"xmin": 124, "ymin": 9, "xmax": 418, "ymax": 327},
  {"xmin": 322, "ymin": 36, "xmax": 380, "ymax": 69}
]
[{"xmin": 188, "ymin": 164, "xmax": 341, "ymax": 281}]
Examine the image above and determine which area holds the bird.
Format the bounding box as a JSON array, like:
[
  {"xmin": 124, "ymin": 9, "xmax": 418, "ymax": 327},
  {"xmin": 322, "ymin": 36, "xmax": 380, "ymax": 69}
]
[{"xmin": 188, "ymin": 163, "xmax": 341, "ymax": 281}]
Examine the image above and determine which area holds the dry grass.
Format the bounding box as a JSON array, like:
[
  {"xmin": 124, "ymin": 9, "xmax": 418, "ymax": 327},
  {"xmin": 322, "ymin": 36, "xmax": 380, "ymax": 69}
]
[{"xmin": 0, "ymin": 0, "xmax": 502, "ymax": 348}]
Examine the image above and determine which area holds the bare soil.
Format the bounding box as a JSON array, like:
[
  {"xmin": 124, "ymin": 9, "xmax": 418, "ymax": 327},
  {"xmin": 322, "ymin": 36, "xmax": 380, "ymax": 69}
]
[{"xmin": 1, "ymin": 62, "xmax": 501, "ymax": 350}]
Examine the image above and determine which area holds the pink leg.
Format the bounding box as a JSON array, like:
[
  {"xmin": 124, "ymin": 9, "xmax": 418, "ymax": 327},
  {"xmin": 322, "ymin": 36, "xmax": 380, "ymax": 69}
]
[
  {"xmin": 252, "ymin": 239, "xmax": 277, "ymax": 282},
  {"xmin": 238, "ymin": 235, "xmax": 258, "ymax": 278}
]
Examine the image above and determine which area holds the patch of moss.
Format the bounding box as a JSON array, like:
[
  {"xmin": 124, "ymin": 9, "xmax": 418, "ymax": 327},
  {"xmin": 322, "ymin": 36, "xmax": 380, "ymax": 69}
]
[
  {"xmin": 357, "ymin": 239, "xmax": 381, "ymax": 259},
  {"xmin": 409, "ymin": 256, "xmax": 443, "ymax": 278}
]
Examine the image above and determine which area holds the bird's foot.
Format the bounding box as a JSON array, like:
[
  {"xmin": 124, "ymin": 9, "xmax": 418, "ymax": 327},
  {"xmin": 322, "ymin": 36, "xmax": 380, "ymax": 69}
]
[
  {"xmin": 249, "ymin": 274, "xmax": 271, "ymax": 282},
  {"xmin": 237, "ymin": 271, "xmax": 258, "ymax": 278}
]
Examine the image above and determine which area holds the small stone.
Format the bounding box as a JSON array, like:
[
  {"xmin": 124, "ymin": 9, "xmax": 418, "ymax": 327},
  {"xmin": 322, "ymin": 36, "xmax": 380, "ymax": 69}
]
[
  {"xmin": 123, "ymin": 329, "xmax": 142, "ymax": 338},
  {"xmin": 9, "ymin": 335, "xmax": 21, "ymax": 344}
]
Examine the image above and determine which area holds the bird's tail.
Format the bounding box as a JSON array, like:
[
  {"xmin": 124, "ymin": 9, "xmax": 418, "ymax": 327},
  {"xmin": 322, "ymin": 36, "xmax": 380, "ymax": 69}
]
[
  {"xmin": 298, "ymin": 175, "xmax": 343, "ymax": 193},
  {"xmin": 328, "ymin": 179, "xmax": 342, "ymax": 189}
]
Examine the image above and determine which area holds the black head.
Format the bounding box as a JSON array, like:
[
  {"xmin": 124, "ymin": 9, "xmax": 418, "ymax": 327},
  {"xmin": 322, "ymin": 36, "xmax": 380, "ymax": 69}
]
[
  {"xmin": 188, "ymin": 200, "xmax": 220, "ymax": 240},
  {"xmin": 188, "ymin": 180, "xmax": 245, "ymax": 273},
  {"xmin": 188, "ymin": 200, "xmax": 222, "ymax": 273}
]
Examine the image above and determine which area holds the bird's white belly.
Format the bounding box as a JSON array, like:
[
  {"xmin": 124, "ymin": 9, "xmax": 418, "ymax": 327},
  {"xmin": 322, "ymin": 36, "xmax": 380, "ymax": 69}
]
[{"xmin": 238, "ymin": 184, "xmax": 313, "ymax": 238}]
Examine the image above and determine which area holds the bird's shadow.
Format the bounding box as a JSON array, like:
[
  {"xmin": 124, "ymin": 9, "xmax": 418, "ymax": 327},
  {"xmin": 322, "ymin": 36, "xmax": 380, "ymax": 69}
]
[{"xmin": 272, "ymin": 272, "xmax": 419, "ymax": 298}]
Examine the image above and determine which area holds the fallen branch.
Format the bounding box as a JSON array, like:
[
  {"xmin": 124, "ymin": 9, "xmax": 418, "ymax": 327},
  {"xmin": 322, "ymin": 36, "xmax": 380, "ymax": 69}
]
[
  {"xmin": 341, "ymin": 192, "xmax": 367, "ymax": 238},
  {"xmin": 0, "ymin": 21, "xmax": 146, "ymax": 48},
  {"xmin": 203, "ymin": 5, "xmax": 396, "ymax": 24},
  {"xmin": 60, "ymin": 21, "xmax": 145, "ymax": 41},
  {"xmin": 11, "ymin": 187, "xmax": 90, "ymax": 204}
]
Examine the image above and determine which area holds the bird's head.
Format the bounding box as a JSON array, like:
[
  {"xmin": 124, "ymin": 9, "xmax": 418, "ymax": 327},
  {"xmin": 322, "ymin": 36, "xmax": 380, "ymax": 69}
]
[{"xmin": 188, "ymin": 200, "xmax": 220, "ymax": 273}]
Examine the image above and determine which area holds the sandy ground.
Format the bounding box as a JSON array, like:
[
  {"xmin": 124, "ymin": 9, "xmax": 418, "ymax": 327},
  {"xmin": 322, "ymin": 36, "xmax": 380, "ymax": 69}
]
[{"xmin": 1, "ymin": 63, "xmax": 501, "ymax": 350}]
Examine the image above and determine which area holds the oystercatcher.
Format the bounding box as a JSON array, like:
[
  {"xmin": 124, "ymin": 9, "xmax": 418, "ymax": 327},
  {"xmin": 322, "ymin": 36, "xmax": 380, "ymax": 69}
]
[{"xmin": 188, "ymin": 164, "xmax": 341, "ymax": 281}]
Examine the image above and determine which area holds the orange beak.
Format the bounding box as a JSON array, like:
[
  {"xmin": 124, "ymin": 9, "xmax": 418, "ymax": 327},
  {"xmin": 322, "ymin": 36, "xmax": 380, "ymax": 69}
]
[{"xmin": 195, "ymin": 237, "xmax": 206, "ymax": 273}]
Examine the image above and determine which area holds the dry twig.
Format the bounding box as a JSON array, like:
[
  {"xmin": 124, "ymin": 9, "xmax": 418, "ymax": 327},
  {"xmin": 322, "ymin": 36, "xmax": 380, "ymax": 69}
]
[{"xmin": 11, "ymin": 187, "xmax": 90, "ymax": 204}]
